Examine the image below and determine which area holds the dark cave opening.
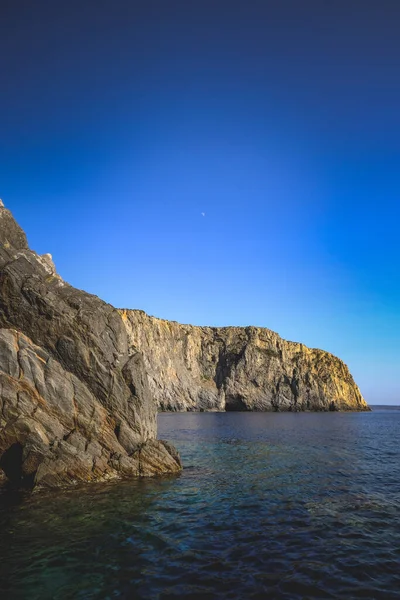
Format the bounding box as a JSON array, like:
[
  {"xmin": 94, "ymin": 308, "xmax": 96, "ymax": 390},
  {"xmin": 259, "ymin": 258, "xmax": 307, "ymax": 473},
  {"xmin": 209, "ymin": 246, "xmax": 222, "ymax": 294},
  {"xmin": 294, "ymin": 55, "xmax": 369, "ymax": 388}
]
[
  {"xmin": 225, "ymin": 395, "xmax": 249, "ymax": 411},
  {"xmin": 0, "ymin": 442, "xmax": 24, "ymax": 484}
]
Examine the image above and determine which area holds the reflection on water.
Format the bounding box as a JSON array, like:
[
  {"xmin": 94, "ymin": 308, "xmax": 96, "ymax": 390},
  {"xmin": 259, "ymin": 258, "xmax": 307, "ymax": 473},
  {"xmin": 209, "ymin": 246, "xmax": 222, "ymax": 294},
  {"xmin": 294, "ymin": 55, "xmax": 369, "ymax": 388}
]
[{"xmin": 0, "ymin": 411, "xmax": 400, "ymax": 599}]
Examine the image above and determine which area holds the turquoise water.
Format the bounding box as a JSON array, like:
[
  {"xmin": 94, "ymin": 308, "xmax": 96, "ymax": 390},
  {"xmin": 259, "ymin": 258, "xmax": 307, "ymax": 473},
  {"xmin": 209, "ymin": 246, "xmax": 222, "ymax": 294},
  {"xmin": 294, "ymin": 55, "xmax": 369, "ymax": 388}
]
[{"xmin": 1, "ymin": 409, "xmax": 400, "ymax": 599}]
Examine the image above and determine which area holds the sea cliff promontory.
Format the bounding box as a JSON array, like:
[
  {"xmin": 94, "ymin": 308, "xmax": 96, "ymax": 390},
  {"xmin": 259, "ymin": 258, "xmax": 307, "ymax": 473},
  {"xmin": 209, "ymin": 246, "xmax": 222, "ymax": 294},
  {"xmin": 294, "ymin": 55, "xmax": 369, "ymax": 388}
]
[{"xmin": 121, "ymin": 310, "xmax": 369, "ymax": 413}]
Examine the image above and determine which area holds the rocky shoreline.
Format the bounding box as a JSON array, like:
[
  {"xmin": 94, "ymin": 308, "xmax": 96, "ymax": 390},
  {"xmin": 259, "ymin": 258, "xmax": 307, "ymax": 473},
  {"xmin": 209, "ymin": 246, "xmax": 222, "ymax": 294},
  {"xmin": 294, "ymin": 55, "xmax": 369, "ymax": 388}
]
[{"xmin": 0, "ymin": 203, "xmax": 369, "ymax": 489}]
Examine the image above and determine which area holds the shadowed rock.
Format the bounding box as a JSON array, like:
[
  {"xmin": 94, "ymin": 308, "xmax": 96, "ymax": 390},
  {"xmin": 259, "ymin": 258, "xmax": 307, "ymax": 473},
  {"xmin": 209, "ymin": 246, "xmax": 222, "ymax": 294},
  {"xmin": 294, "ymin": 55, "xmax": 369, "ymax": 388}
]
[{"xmin": 0, "ymin": 204, "xmax": 181, "ymax": 488}]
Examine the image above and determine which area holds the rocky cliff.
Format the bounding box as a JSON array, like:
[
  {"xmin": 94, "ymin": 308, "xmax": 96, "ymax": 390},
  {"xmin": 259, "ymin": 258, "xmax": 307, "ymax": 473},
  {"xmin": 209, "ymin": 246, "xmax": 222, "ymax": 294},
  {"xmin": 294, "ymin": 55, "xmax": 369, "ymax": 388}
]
[
  {"xmin": 0, "ymin": 203, "xmax": 369, "ymax": 488},
  {"xmin": 0, "ymin": 203, "xmax": 181, "ymax": 488},
  {"xmin": 121, "ymin": 310, "xmax": 369, "ymax": 413}
]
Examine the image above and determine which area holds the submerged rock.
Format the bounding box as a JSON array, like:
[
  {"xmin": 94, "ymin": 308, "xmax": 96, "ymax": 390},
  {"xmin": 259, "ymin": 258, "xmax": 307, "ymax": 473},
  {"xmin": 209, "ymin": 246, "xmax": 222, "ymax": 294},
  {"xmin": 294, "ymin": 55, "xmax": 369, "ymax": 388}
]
[
  {"xmin": 0, "ymin": 204, "xmax": 181, "ymax": 488},
  {"xmin": 120, "ymin": 311, "xmax": 370, "ymax": 413}
]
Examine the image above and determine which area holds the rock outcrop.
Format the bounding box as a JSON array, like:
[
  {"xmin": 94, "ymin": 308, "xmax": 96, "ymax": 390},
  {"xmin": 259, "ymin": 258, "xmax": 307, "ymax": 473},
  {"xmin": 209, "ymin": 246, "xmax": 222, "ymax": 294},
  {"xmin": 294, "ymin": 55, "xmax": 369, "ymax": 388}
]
[
  {"xmin": 0, "ymin": 204, "xmax": 181, "ymax": 488},
  {"xmin": 121, "ymin": 310, "xmax": 369, "ymax": 413}
]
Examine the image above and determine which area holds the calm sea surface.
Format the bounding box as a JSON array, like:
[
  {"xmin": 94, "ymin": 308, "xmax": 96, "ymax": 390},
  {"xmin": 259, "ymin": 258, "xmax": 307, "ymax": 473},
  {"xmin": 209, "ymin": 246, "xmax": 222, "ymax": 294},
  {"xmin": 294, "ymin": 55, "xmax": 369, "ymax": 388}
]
[{"xmin": 0, "ymin": 408, "xmax": 400, "ymax": 599}]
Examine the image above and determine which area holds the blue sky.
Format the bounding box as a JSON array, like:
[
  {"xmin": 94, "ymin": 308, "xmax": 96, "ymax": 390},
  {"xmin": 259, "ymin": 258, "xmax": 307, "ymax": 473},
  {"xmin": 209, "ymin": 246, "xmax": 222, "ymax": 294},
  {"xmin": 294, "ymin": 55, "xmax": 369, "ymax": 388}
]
[{"xmin": 1, "ymin": 1, "xmax": 399, "ymax": 403}]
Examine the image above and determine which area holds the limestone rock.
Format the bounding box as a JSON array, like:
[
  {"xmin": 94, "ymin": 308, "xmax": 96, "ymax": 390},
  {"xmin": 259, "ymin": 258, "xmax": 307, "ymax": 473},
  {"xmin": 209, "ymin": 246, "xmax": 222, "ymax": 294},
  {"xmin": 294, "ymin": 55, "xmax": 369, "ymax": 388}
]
[
  {"xmin": 121, "ymin": 310, "xmax": 370, "ymax": 413},
  {"xmin": 0, "ymin": 203, "xmax": 181, "ymax": 488}
]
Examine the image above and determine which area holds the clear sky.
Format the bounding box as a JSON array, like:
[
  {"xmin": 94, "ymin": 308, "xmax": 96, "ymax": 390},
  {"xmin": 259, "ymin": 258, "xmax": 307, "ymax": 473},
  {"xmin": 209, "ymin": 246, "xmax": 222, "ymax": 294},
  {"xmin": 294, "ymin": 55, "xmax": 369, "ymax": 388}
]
[{"xmin": 1, "ymin": 1, "xmax": 399, "ymax": 404}]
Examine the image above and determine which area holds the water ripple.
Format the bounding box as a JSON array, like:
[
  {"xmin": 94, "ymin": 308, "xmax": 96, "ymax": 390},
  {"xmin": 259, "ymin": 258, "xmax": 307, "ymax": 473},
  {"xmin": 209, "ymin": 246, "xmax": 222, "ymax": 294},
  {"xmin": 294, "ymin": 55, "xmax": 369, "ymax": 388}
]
[{"xmin": 0, "ymin": 410, "xmax": 400, "ymax": 599}]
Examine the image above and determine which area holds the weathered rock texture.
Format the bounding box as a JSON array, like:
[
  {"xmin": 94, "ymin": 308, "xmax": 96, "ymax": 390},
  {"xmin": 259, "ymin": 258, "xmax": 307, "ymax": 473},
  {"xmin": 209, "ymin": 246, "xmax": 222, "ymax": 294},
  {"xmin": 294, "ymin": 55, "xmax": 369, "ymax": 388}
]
[
  {"xmin": 0, "ymin": 205, "xmax": 181, "ymax": 488},
  {"xmin": 121, "ymin": 310, "xmax": 369, "ymax": 413}
]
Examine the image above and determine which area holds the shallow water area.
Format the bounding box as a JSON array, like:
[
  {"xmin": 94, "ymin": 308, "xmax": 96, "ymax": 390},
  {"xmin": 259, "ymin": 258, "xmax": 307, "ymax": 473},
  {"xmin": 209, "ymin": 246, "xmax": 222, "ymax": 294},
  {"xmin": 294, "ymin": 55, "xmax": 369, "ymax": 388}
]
[{"xmin": 1, "ymin": 408, "xmax": 400, "ymax": 599}]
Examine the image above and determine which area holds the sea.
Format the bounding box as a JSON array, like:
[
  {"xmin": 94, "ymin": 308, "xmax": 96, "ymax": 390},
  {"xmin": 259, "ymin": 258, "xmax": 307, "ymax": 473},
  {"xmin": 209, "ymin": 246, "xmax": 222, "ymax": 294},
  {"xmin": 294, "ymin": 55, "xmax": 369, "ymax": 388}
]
[{"xmin": 0, "ymin": 407, "xmax": 399, "ymax": 599}]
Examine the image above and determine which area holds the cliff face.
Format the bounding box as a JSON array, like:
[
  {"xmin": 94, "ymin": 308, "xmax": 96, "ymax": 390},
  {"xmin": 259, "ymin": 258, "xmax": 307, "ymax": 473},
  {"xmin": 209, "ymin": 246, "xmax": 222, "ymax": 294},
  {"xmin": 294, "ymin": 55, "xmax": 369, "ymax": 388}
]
[
  {"xmin": 121, "ymin": 310, "xmax": 369, "ymax": 413},
  {"xmin": 0, "ymin": 204, "xmax": 181, "ymax": 488}
]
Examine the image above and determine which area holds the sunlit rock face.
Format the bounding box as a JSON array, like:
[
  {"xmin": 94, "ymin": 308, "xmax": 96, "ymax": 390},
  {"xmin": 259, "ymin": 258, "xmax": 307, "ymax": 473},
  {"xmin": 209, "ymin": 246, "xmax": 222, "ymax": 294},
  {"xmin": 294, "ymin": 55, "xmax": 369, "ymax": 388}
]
[
  {"xmin": 0, "ymin": 204, "xmax": 181, "ymax": 488},
  {"xmin": 121, "ymin": 310, "xmax": 370, "ymax": 413}
]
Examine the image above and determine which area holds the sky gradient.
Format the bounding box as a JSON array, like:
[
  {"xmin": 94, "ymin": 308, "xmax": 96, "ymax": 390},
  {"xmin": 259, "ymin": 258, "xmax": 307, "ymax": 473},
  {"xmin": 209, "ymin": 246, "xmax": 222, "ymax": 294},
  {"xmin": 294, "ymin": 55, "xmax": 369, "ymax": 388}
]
[{"xmin": 1, "ymin": 1, "xmax": 399, "ymax": 403}]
